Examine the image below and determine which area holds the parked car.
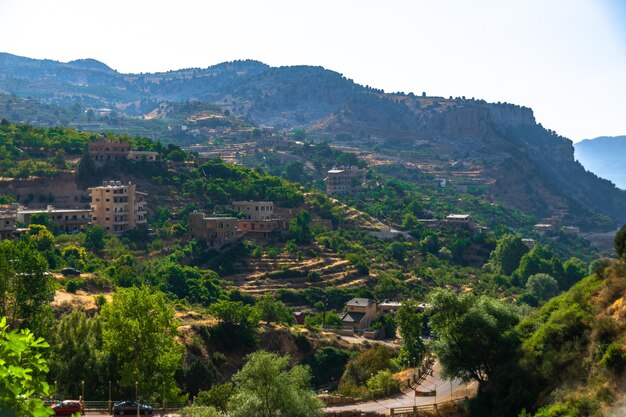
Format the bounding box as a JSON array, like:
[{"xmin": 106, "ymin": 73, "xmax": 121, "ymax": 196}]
[
  {"xmin": 50, "ymin": 400, "xmax": 82, "ymax": 415},
  {"xmin": 113, "ymin": 401, "xmax": 153, "ymax": 415},
  {"xmin": 60, "ymin": 267, "xmax": 81, "ymax": 276}
]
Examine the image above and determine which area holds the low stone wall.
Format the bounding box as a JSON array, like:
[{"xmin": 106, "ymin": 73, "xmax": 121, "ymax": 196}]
[{"xmin": 326, "ymin": 411, "xmax": 385, "ymax": 417}]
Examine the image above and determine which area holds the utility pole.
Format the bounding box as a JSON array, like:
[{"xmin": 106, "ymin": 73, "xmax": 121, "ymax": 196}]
[
  {"xmin": 136, "ymin": 381, "xmax": 140, "ymax": 417},
  {"xmin": 108, "ymin": 380, "xmax": 112, "ymax": 414},
  {"xmin": 81, "ymin": 380, "xmax": 85, "ymax": 416}
]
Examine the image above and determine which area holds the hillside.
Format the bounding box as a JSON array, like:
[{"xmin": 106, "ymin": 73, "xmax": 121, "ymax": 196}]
[
  {"xmin": 2, "ymin": 52, "xmax": 626, "ymax": 229},
  {"xmin": 513, "ymin": 259, "xmax": 626, "ymax": 416},
  {"xmin": 575, "ymin": 136, "xmax": 626, "ymax": 190}
]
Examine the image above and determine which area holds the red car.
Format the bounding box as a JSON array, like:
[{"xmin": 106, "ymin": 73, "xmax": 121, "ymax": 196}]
[{"xmin": 50, "ymin": 400, "xmax": 82, "ymax": 415}]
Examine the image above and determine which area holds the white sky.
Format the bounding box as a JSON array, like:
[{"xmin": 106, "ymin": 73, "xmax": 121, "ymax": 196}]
[{"xmin": 0, "ymin": 0, "xmax": 625, "ymax": 141}]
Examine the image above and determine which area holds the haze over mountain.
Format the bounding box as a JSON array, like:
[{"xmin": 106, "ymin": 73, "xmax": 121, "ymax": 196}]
[
  {"xmin": 574, "ymin": 136, "xmax": 626, "ymax": 190},
  {"xmin": 1, "ymin": 51, "xmax": 626, "ymax": 229}
]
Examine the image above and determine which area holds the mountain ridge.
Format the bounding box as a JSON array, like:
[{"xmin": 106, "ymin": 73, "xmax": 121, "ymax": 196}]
[
  {"xmin": 574, "ymin": 136, "xmax": 626, "ymax": 190},
  {"xmin": 1, "ymin": 52, "xmax": 626, "ymax": 229}
]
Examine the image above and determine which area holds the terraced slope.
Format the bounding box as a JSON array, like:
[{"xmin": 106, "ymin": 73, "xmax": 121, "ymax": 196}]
[{"xmin": 223, "ymin": 245, "xmax": 367, "ymax": 294}]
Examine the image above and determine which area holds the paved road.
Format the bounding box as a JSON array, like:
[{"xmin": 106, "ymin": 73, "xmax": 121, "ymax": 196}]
[
  {"xmin": 84, "ymin": 412, "xmax": 179, "ymax": 417},
  {"xmin": 325, "ymin": 362, "xmax": 476, "ymax": 415}
]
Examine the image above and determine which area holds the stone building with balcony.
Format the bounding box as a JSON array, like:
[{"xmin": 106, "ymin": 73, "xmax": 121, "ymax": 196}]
[
  {"xmin": 88, "ymin": 181, "xmax": 148, "ymax": 235},
  {"xmin": 231, "ymin": 201, "xmax": 288, "ymax": 237},
  {"xmin": 88, "ymin": 137, "xmax": 132, "ymax": 165},
  {"xmin": 188, "ymin": 213, "xmax": 238, "ymax": 249},
  {"xmin": 324, "ymin": 166, "xmax": 366, "ymax": 194}
]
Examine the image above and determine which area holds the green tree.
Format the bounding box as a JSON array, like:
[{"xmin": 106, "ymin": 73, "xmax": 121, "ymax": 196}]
[
  {"xmin": 27, "ymin": 224, "xmax": 54, "ymax": 252},
  {"xmin": 77, "ymin": 152, "xmax": 99, "ymax": 185},
  {"xmin": 84, "ymin": 225, "xmax": 106, "ymax": 253},
  {"xmin": 100, "ymin": 287, "xmax": 183, "ymax": 401},
  {"xmin": 210, "ymin": 300, "xmax": 259, "ymax": 348},
  {"xmin": 615, "ymin": 223, "xmax": 626, "ymax": 258},
  {"xmin": 428, "ymin": 289, "xmax": 520, "ymax": 385},
  {"xmin": 29, "ymin": 213, "xmax": 50, "ymax": 228},
  {"xmin": 228, "ymin": 351, "xmax": 323, "ymax": 417},
  {"xmin": 490, "ymin": 234, "xmax": 529, "ymax": 275},
  {"xmin": 0, "ymin": 240, "xmax": 53, "ymax": 331},
  {"xmin": 561, "ymin": 258, "xmax": 586, "ymax": 290},
  {"xmin": 48, "ymin": 311, "xmax": 108, "ymax": 400},
  {"xmin": 395, "ymin": 300, "xmax": 426, "ymax": 366},
  {"xmin": 0, "ymin": 317, "xmax": 53, "ymax": 417},
  {"xmin": 284, "ymin": 161, "xmax": 305, "ymax": 183},
  {"xmin": 255, "ymin": 293, "xmax": 294, "ymax": 325},
  {"xmin": 290, "ymin": 210, "xmax": 312, "ymax": 244},
  {"xmin": 388, "ymin": 241, "xmax": 406, "ymax": 263},
  {"xmin": 525, "ymin": 273, "xmax": 559, "ymax": 302}
]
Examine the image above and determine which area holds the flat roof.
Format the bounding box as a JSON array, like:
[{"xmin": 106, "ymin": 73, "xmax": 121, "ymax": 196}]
[
  {"xmin": 446, "ymin": 214, "xmax": 471, "ymax": 219},
  {"xmin": 19, "ymin": 209, "xmax": 90, "ymax": 214}
]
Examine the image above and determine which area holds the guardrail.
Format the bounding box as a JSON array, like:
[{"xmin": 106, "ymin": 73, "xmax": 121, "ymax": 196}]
[
  {"xmin": 399, "ymin": 354, "xmax": 434, "ymax": 391},
  {"xmin": 46, "ymin": 400, "xmax": 187, "ymax": 412},
  {"xmin": 390, "ymin": 397, "xmax": 468, "ymax": 417}
]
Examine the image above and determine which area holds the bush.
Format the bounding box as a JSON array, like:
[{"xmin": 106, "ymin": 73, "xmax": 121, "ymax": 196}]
[
  {"xmin": 179, "ymin": 405, "xmax": 222, "ymax": 417},
  {"xmin": 307, "ymin": 270, "xmax": 321, "ymax": 282},
  {"xmin": 65, "ymin": 278, "xmax": 86, "ymax": 293},
  {"xmin": 600, "ymin": 343, "xmax": 626, "ymax": 374},
  {"xmin": 195, "ymin": 383, "xmax": 234, "ymax": 412},
  {"xmin": 366, "ymin": 370, "xmax": 400, "ymax": 396}
]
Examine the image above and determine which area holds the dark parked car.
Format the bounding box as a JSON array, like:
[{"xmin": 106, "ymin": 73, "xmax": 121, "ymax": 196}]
[
  {"xmin": 60, "ymin": 267, "xmax": 81, "ymax": 276},
  {"xmin": 50, "ymin": 400, "xmax": 82, "ymax": 415},
  {"xmin": 113, "ymin": 401, "xmax": 153, "ymax": 415}
]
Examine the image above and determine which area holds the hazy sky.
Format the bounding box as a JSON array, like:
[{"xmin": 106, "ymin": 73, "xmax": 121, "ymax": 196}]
[{"xmin": 1, "ymin": 0, "xmax": 625, "ymax": 141}]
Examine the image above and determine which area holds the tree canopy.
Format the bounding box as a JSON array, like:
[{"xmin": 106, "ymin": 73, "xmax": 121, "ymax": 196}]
[
  {"xmin": 228, "ymin": 351, "xmax": 323, "ymax": 417},
  {"xmin": 100, "ymin": 286, "xmax": 183, "ymax": 401},
  {"xmin": 428, "ymin": 289, "xmax": 521, "ymax": 384}
]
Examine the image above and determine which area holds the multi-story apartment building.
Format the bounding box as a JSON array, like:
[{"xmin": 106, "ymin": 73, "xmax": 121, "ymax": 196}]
[
  {"xmin": 88, "ymin": 181, "xmax": 148, "ymax": 235},
  {"xmin": 188, "ymin": 212, "xmax": 238, "ymax": 249},
  {"xmin": 324, "ymin": 166, "xmax": 365, "ymax": 194},
  {"xmin": 17, "ymin": 206, "xmax": 91, "ymax": 233},
  {"xmin": 88, "ymin": 137, "xmax": 159, "ymax": 165},
  {"xmin": 88, "ymin": 137, "xmax": 132, "ymax": 164}
]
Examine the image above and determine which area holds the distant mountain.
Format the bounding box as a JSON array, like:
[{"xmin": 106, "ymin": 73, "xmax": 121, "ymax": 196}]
[
  {"xmin": 574, "ymin": 136, "xmax": 626, "ymax": 190},
  {"xmin": 1, "ymin": 52, "xmax": 626, "ymax": 229}
]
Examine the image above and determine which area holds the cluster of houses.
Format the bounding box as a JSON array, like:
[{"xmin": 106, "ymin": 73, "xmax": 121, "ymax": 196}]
[
  {"xmin": 0, "ymin": 180, "xmax": 148, "ymax": 239},
  {"xmin": 188, "ymin": 201, "xmax": 293, "ymax": 248}
]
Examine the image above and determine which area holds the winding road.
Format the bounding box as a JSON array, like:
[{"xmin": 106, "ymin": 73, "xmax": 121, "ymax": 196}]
[{"xmin": 325, "ymin": 361, "xmax": 477, "ymax": 415}]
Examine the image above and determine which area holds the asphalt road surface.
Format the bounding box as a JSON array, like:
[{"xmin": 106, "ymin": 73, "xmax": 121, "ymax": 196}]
[
  {"xmin": 325, "ymin": 361, "xmax": 477, "ymax": 415},
  {"xmin": 84, "ymin": 412, "xmax": 179, "ymax": 417}
]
